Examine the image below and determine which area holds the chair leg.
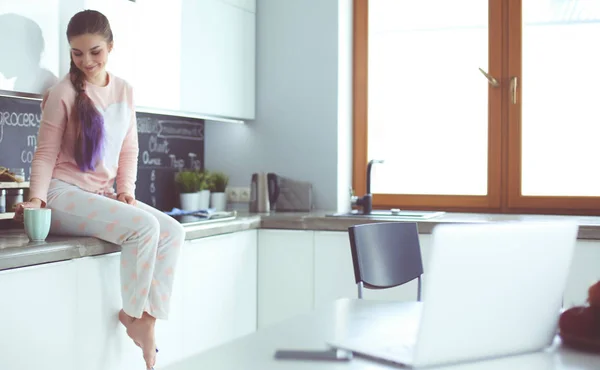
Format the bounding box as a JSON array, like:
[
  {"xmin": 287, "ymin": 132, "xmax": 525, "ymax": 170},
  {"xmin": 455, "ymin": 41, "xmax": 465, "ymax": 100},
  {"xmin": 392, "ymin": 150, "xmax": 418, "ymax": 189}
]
[
  {"xmin": 357, "ymin": 282, "xmax": 364, "ymax": 299},
  {"xmin": 417, "ymin": 276, "xmax": 422, "ymax": 302}
]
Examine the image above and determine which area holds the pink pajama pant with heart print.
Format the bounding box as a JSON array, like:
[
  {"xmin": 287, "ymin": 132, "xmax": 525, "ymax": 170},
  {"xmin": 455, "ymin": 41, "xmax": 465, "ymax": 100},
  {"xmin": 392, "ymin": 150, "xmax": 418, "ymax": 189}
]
[{"xmin": 46, "ymin": 178, "xmax": 185, "ymax": 320}]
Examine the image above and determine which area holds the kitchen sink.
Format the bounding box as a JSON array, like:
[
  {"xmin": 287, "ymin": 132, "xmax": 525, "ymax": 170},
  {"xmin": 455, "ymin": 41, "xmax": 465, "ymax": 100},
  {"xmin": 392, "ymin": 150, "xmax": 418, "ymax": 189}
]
[
  {"xmin": 175, "ymin": 211, "xmax": 238, "ymax": 226},
  {"xmin": 327, "ymin": 209, "xmax": 445, "ymax": 220}
]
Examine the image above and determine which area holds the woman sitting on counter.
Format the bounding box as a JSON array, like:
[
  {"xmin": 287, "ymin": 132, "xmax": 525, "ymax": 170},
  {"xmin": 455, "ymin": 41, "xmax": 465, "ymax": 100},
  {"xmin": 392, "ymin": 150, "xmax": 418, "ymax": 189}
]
[{"xmin": 13, "ymin": 9, "xmax": 184, "ymax": 370}]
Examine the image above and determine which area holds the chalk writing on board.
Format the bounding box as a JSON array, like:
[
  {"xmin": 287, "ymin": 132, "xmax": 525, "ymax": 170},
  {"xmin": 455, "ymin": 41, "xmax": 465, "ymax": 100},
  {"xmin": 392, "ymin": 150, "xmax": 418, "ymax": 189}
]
[
  {"xmin": 137, "ymin": 118, "xmax": 203, "ymax": 141},
  {"xmin": 137, "ymin": 116, "xmax": 160, "ymax": 134},
  {"xmin": 188, "ymin": 153, "xmax": 201, "ymax": 170},
  {"xmin": 0, "ymin": 109, "xmax": 41, "ymax": 144},
  {"xmin": 148, "ymin": 135, "xmax": 169, "ymax": 154},
  {"xmin": 169, "ymin": 154, "xmax": 185, "ymax": 170},
  {"xmin": 150, "ymin": 169, "xmax": 157, "ymax": 207},
  {"xmin": 157, "ymin": 120, "xmax": 203, "ymax": 140},
  {"xmin": 141, "ymin": 151, "xmax": 162, "ymax": 166},
  {"xmin": 0, "ymin": 109, "xmax": 41, "ymax": 176}
]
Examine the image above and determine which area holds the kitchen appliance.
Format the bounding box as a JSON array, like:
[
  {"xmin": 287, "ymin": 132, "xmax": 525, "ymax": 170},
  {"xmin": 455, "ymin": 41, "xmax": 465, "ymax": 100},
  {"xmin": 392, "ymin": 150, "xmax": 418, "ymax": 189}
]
[
  {"xmin": 265, "ymin": 173, "xmax": 313, "ymax": 212},
  {"xmin": 249, "ymin": 172, "xmax": 273, "ymax": 213}
]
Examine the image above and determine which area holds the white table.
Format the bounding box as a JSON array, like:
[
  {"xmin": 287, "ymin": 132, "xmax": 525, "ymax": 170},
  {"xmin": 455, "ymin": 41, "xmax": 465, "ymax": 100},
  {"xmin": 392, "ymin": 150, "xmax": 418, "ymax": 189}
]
[{"xmin": 163, "ymin": 298, "xmax": 600, "ymax": 370}]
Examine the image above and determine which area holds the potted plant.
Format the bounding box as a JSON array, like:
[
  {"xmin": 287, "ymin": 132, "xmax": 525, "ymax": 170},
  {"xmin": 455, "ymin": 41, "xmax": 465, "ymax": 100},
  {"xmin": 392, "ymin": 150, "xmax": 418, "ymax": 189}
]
[
  {"xmin": 209, "ymin": 171, "xmax": 229, "ymax": 211},
  {"xmin": 196, "ymin": 170, "xmax": 212, "ymax": 209},
  {"xmin": 175, "ymin": 170, "xmax": 201, "ymax": 211}
]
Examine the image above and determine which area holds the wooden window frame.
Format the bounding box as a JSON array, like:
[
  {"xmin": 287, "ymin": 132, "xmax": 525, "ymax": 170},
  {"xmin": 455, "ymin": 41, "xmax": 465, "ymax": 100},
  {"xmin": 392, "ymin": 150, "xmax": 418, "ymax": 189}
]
[{"xmin": 353, "ymin": 0, "xmax": 600, "ymax": 215}]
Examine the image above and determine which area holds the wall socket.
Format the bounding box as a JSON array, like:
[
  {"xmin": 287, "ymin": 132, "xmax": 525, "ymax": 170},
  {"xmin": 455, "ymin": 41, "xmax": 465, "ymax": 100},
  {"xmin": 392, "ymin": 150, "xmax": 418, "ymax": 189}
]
[{"xmin": 226, "ymin": 187, "xmax": 251, "ymax": 203}]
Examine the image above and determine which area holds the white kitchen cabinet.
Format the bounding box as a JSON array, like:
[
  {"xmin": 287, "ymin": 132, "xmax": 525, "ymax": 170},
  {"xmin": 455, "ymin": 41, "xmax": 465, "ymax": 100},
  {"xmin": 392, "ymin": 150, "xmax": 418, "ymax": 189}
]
[
  {"xmin": 2, "ymin": 229, "xmax": 257, "ymax": 370},
  {"xmin": 257, "ymin": 229, "xmax": 314, "ymax": 329},
  {"xmin": 182, "ymin": 230, "xmax": 257, "ymax": 358},
  {"xmin": 74, "ymin": 253, "xmax": 142, "ymax": 370},
  {"xmin": 0, "ymin": 261, "xmax": 78, "ymax": 370},
  {"xmin": 59, "ymin": 0, "xmax": 255, "ymax": 119},
  {"xmin": 131, "ymin": 0, "xmax": 182, "ymax": 111},
  {"xmin": 256, "ymin": 229, "xmax": 430, "ymax": 330},
  {"xmin": 313, "ymin": 231, "xmax": 357, "ymax": 309},
  {"xmin": 154, "ymin": 245, "xmax": 186, "ymax": 368},
  {"xmin": 72, "ymin": 251, "xmax": 185, "ymax": 370},
  {"xmin": 181, "ymin": 0, "xmax": 256, "ymax": 120},
  {"xmin": 90, "ymin": 0, "xmax": 138, "ymax": 83}
]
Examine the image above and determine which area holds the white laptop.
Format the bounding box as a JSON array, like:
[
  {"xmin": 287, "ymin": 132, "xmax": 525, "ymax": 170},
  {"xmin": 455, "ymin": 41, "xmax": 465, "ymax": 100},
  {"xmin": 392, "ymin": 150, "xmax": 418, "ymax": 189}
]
[{"xmin": 328, "ymin": 221, "xmax": 578, "ymax": 368}]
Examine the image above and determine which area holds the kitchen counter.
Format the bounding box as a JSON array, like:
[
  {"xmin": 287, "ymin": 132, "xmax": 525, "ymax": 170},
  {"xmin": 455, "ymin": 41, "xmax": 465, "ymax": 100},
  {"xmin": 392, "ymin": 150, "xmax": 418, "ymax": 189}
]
[
  {"xmin": 0, "ymin": 215, "xmax": 261, "ymax": 271},
  {"xmin": 2, "ymin": 210, "xmax": 600, "ymax": 271},
  {"xmin": 260, "ymin": 210, "xmax": 600, "ymax": 239}
]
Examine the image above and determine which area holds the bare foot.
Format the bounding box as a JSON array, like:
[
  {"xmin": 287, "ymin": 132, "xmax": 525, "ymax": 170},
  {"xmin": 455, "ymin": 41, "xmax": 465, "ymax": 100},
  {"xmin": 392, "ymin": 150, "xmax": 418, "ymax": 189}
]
[
  {"xmin": 118, "ymin": 309, "xmax": 134, "ymax": 327},
  {"xmin": 118, "ymin": 309, "xmax": 142, "ymax": 348},
  {"xmin": 126, "ymin": 312, "xmax": 157, "ymax": 369}
]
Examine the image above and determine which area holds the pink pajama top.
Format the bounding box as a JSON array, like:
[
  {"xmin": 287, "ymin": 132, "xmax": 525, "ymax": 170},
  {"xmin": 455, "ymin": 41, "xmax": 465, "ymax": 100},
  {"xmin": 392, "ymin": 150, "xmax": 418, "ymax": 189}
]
[{"xmin": 29, "ymin": 72, "xmax": 138, "ymax": 204}]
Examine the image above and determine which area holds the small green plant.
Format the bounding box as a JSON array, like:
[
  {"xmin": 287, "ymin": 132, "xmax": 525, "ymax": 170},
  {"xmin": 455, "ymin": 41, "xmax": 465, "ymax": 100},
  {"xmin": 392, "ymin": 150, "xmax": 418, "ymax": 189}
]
[
  {"xmin": 175, "ymin": 170, "xmax": 201, "ymax": 193},
  {"xmin": 209, "ymin": 172, "xmax": 229, "ymax": 193},
  {"xmin": 197, "ymin": 170, "xmax": 212, "ymax": 191}
]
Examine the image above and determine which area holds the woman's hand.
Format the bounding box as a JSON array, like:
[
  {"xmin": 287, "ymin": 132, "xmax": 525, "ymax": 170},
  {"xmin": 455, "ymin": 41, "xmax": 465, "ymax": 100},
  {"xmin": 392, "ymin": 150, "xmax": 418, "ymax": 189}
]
[
  {"xmin": 117, "ymin": 193, "xmax": 137, "ymax": 206},
  {"xmin": 13, "ymin": 198, "xmax": 43, "ymax": 223}
]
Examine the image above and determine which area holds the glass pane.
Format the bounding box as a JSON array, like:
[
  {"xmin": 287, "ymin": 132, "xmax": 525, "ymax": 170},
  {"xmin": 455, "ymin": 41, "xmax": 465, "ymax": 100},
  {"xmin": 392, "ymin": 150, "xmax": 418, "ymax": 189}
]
[
  {"xmin": 368, "ymin": 0, "xmax": 489, "ymax": 195},
  {"xmin": 522, "ymin": 0, "xmax": 600, "ymax": 196}
]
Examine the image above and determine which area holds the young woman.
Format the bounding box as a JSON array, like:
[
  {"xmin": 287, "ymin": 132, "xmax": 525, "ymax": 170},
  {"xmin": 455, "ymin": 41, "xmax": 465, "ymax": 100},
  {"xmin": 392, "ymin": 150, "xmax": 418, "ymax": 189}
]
[{"xmin": 13, "ymin": 10, "xmax": 185, "ymax": 370}]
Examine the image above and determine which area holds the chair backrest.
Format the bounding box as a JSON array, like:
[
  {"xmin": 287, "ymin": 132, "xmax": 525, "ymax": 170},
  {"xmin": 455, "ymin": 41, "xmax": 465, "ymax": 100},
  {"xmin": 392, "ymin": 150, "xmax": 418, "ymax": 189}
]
[{"xmin": 348, "ymin": 222, "xmax": 424, "ymax": 291}]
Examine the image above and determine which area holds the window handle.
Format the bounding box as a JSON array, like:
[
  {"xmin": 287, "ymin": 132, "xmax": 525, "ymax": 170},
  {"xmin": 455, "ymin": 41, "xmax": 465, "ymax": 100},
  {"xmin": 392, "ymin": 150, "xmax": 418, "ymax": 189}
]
[
  {"xmin": 511, "ymin": 76, "xmax": 518, "ymax": 104},
  {"xmin": 478, "ymin": 67, "xmax": 500, "ymax": 88}
]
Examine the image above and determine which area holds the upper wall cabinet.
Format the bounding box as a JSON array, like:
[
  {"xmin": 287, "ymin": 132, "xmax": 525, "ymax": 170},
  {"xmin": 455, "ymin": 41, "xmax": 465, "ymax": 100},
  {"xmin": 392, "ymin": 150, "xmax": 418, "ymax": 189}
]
[
  {"xmin": 88, "ymin": 0, "xmax": 138, "ymax": 83},
  {"xmin": 131, "ymin": 0, "xmax": 182, "ymax": 112},
  {"xmin": 180, "ymin": 0, "xmax": 256, "ymax": 120},
  {"xmin": 6, "ymin": 0, "xmax": 255, "ymax": 121},
  {"xmin": 61, "ymin": 0, "xmax": 179, "ymax": 110}
]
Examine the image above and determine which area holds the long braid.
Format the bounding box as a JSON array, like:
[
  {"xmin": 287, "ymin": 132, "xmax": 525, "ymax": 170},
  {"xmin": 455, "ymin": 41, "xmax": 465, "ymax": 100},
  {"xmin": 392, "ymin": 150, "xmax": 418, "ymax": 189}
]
[
  {"xmin": 70, "ymin": 58, "xmax": 84, "ymax": 164},
  {"xmin": 67, "ymin": 9, "xmax": 111, "ymax": 172},
  {"xmin": 69, "ymin": 59, "xmax": 85, "ymax": 93},
  {"xmin": 70, "ymin": 57, "xmax": 105, "ymax": 172}
]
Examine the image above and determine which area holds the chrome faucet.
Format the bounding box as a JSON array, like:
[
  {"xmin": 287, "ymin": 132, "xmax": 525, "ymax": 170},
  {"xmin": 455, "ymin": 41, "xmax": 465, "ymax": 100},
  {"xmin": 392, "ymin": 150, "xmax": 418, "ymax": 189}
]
[{"xmin": 350, "ymin": 159, "xmax": 384, "ymax": 215}]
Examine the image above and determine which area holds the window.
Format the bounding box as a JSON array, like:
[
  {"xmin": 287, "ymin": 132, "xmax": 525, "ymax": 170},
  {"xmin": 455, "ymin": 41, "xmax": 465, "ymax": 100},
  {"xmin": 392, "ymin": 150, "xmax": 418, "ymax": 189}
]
[{"xmin": 353, "ymin": 0, "xmax": 600, "ymax": 215}]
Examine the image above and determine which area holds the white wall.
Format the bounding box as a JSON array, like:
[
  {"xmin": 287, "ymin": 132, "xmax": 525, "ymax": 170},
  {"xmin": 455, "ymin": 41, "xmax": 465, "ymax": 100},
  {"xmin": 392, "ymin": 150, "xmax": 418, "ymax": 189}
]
[
  {"xmin": 337, "ymin": 0, "xmax": 353, "ymax": 213},
  {"xmin": 0, "ymin": 0, "xmax": 138, "ymax": 95},
  {"xmin": 204, "ymin": 0, "xmax": 353, "ymax": 212},
  {"xmin": 0, "ymin": 1, "xmax": 61, "ymax": 94}
]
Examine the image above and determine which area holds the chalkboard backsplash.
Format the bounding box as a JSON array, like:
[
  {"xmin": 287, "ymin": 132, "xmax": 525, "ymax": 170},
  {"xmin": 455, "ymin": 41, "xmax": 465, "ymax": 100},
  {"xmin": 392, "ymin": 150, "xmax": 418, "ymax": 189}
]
[{"xmin": 0, "ymin": 94, "xmax": 204, "ymax": 211}]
